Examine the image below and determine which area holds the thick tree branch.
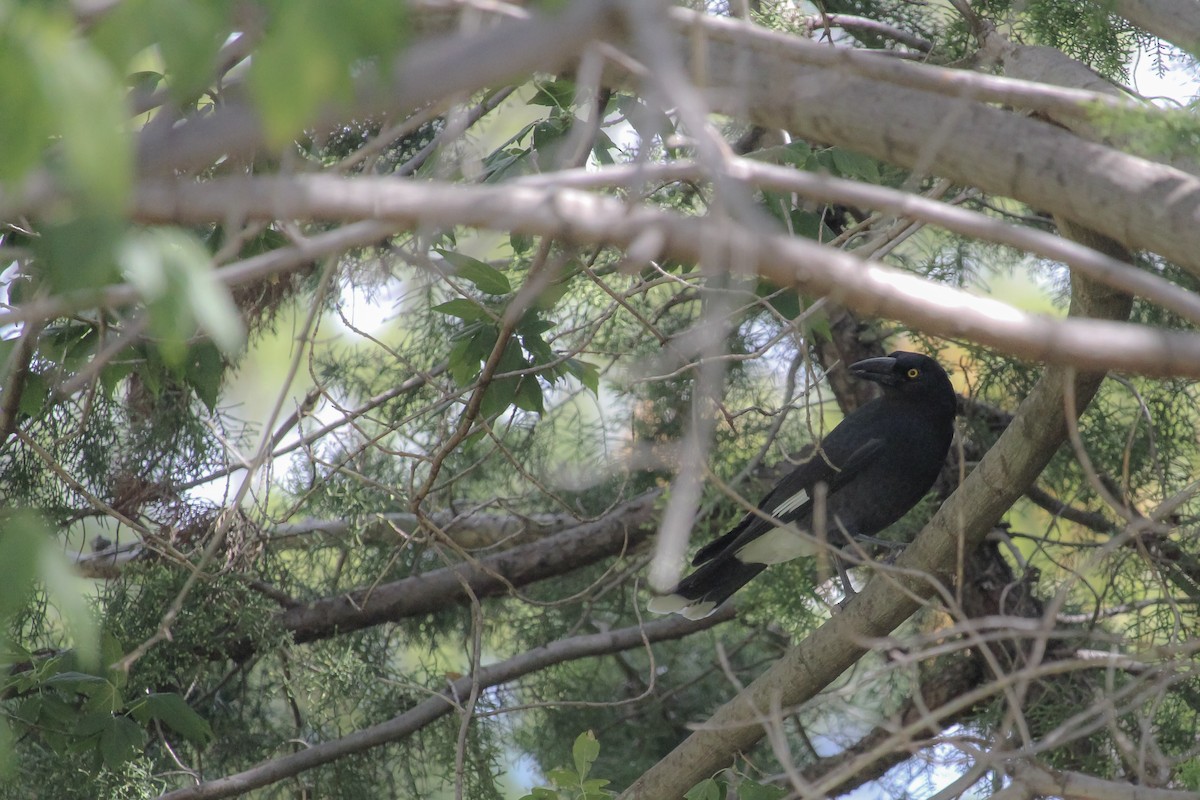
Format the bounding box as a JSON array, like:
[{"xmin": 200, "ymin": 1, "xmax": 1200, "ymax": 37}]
[
  {"xmin": 235, "ymin": 492, "xmax": 659, "ymax": 656},
  {"xmin": 1108, "ymin": 0, "xmax": 1200, "ymax": 56},
  {"xmin": 1005, "ymin": 761, "xmax": 1200, "ymax": 800},
  {"xmin": 519, "ymin": 160, "xmax": 1200, "ymax": 325},
  {"xmin": 667, "ymin": 10, "xmax": 1200, "ymax": 278},
  {"xmin": 135, "ymin": 1, "xmax": 624, "ymax": 175},
  {"xmin": 129, "ymin": 175, "xmax": 1200, "ymax": 378},
  {"xmin": 159, "ymin": 607, "xmax": 735, "ymax": 800}
]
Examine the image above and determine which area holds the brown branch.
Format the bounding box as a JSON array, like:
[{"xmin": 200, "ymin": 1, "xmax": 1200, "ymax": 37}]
[
  {"xmin": 134, "ymin": 2, "xmax": 624, "ymax": 176},
  {"xmin": 159, "ymin": 607, "xmax": 735, "ymax": 800},
  {"xmin": 1108, "ymin": 0, "xmax": 1200, "ymax": 58},
  {"xmin": 127, "ymin": 174, "xmax": 1200, "ymax": 378},
  {"xmin": 228, "ymin": 492, "xmax": 660, "ymax": 658},
  {"xmin": 665, "ymin": 10, "xmax": 1200, "ymax": 279},
  {"xmin": 802, "ymin": 654, "xmax": 984, "ymax": 796},
  {"xmin": 1006, "ymin": 760, "xmax": 1200, "ymax": 800}
]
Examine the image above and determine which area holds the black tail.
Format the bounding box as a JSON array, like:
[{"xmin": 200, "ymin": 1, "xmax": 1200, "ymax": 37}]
[{"xmin": 647, "ymin": 556, "xmax": 765, "ymax": 619}]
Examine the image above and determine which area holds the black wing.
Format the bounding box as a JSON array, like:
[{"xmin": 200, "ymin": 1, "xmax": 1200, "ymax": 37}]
[{"xmin": 692, "ymin": 437, "xmax": 884, "ymax": 566}]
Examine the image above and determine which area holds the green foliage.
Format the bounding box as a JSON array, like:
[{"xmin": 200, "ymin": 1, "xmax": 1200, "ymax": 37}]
[
  {"xmin": 520, "ymin": 731, "xmax": 613, "ymax": 800},
  {"xmin": 685, "ymin": 771, "xmax": 785, "ymax": 800},
  {"xmin": 248, "ymin": 0, "xmax": 408, "ymax": 144},
  {"xmin": 973, "ymin": 0, "xmax": 1142, "ymax": 79},
  {"xmin": 118, "ymin": 228, "xmax": 245, "ymax": 364},
  {"xmin": 2, "ymin": 0, "xmax": 1198, "ymax": 796}
]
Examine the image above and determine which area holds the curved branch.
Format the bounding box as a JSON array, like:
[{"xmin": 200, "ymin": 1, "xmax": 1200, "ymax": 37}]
[
  {"xmin": 1109, "ymin": 0, "xmax": 1200, "ymax": 57},
  {"xmin": 668, "ymin": 10, "xmax": 1200, "ymax": 278},
  {"xmin": 159, "ymin": 607, "xmax": 735, "ymax": 800},
  {"xmin": 130, "ymin": 174, "xmax": 1200, "ymax": 378}
]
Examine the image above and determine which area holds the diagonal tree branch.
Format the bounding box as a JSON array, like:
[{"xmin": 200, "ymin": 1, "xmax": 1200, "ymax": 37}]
[
  {"xmin": 159, "ymin": 606, "xmax": 735, "ymax": 800},
  {"xmin": 1108, "ymin": 0, "xmax": 1200, "ymax": 56},
  {"xmin": 664, "ymin": 10, "xmax": 1200, "ymax": 278},
  {"xmin": 230, "ymin": 491, "xmax": 660, "ymax": 657}
]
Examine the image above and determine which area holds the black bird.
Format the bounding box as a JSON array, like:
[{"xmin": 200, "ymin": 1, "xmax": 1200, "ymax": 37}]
[{"xmin": 648, "ymin": 351, "xmax": 956, "ymax": 619}]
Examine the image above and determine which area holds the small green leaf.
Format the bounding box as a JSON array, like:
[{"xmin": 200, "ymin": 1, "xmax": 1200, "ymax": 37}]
[
  {"xmin": 828, "ymin": 147, "xmax": 880, "ymax": 182},
  {"xmin": 737, "ymin": 779, "xmax": 786, "ymax": 800},
  {"xmin": 44, "ymin": 672, "xmax": 109, "ymax": 691},
  {"xmin": 572, "ymin": 730, "xmax": 600, "ymax": 782},
  {"xmin": 119, "ymin": 228, "xmax": 244, "ymax": 366},
  {"xmin": 546, "ymin": 768, "xmax": 578, "ymax": 787},
  {"xmin": 433, "ymin": 299, "xmax": 490, "ymax": 322},
  {"xmin": 0, "ymin": 512, "xmax": 47, "ymax": 618},
  {"xmin": 436, "ymin": 250, "xmax": 512, "ymax": 295},
  {"xmin": 184, "ymin": 341, "xmax": 225, "ymax": 411},
  {"xmin": 73, "ymin": 711, "xmax": 115, "ymax": 738},
  {"xmin": 684, "ymin": 778, "xmax": 723, "ymax": 800},
  {"xmin": 130, "ymin": 693, "xmax": 212, "ymax": 743},
  {"xmin": 99, "ymin": 716, "xmax": 145, "ymax": 770},
  {"xmin": 513, "ymin": 377, "xmax": 544, "ymax": 414},
  {"xmin": 566, "ymin": 359, "xmax": 600, "ymax": 395},
  {"xmin": 479, "ymin": 376, "xmax": 520, "ymax": 418},
  {"xmin": 528, "ymin": 79, "xmax": 575, "ymax": 109},
  {"xmin": 510, "ymin": 233, "xmax": 533, "ymax": 255},
  {"xmin": 17, "ymin": 373, "xmax": 48, "ymax": 419}
]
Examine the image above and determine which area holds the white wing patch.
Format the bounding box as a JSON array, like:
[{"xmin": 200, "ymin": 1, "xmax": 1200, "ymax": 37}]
[
  {"xmin": 771, "ymin": 488, "xmax": 809, "ymax": 517},
  {"xmin": 736, "ymin": 525, "xmax": 817, "ymax": 565},
  {"xmin": 647, "ymin": 594, "xmax": 717, "ymax": 619}
]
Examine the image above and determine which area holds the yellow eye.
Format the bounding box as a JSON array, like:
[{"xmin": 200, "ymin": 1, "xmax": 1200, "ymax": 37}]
[{"xmin": 906, "ymin": 368, "xmax": 920, "ymax": 379}]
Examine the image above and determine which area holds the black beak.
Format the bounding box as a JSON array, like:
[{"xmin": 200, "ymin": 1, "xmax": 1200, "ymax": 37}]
[{"xmin": 849, "ymin": 356, "xmax": 899, "ymax": 386}]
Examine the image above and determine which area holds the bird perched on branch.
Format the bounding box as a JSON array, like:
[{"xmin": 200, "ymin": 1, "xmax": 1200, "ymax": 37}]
[{"xmin": 648, "ymin": 351, "xmax": 956, "ymax": 619}]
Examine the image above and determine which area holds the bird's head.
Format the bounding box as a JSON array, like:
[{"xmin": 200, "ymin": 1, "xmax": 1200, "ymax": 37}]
[{"xmin": 849, "ymin": 351, "xmax": 956, "ymax": 413}]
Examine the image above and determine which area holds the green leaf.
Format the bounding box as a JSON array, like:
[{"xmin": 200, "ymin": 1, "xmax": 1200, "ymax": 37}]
[
  {"xmin": 828, "ymin": 147, "xmax": 880, "ymax": 183},
  {"xmin": 546, "ymin": 769, "xmax": 578, "ymax": 787},
  {"xmin": 737, "ymin": 779, "xmax": 786, "ymax": 800},
  {"xmin": 513, "ymin": 377, "xmax": 544, "ymax": 414},
  {"xmin": 572, "ymin": 730, "xmax": 600, "ymax": 782},
  {"xmin": 566, "ymin": 359, "xmax": 600, "ymax": 395},
  {"xmin": 44, "ymin": 672, "xmax": 109, "ymax": 692},
  {"xmin": 484, "ymin": 148, "xmax": 533, "ymax": 182},
  {"xmin": 757, "ymin": 282, "xmax": 802, "ymax": 321},
  {"xmin": 432, "ymin": 299, "xmax": 490, "ymax": 322},
  {"xmin": 34, "ymin": 216, "xmax": 124, "ymax": 293},
  {"xmin": 479, "ymin": 375, "xmax": 520, "ymax": 418},
  {"xmin": 510, "ymin": 233, "xmax": 534, "ymax": 255},
  {"xmin": 119, "ymin": 228, "xmax": 245, "ymax": 364},
  {"xmin": 684, "ymin": 778, "xmax": 723, "ymax": 800},
  {"xmin": 592, "ymin": 128, "xmax": 617, "ymax": 165},
  {"xmin": 184, "ymin": 341, "xmax": 225, "ymax": 411},
  {"xmin": 38, "ymin": 546, "xmax": 99, "ymax": 667},
  {"xmin": 528, "ymin": 79, "xmax": 576, "ymax": 109},
  {"xmin": 130, "ymin": 693, "xmax": 213, "ymax": 743},
  {"xmin": 98, "ymin": 716, "xmax": 145, "ymax": 770},
  {"xmin": 0, "ymin": 512, "xmax": 47, "ymax": 618},
  {"xmin": 17, "ymin": 373, "xmax": 48, "ymax": 419},
  {"xmin": 436, "ymin": 250, "xmax": 512, "ymax": 295}
]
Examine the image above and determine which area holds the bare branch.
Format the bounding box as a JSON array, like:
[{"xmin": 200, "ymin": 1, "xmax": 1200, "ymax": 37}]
[
  {"xmin": 159, "ymin": 607, "xmax": 735, "ymax": 800},
  {"xmin": 235, "ymin": 491, "xmax": 660, "ymax": 656},
  {"xmin": 131, "ymin": 174, "xmax": 1200, "ymax": 378},
  {"xmin": 1007, "ymin": 761, "xmax": 1200, "ymax": 800},
  {"xmin": 1109, "ymin": 0, "xmax": 1200, "ymax": 56},
  {"xmin": 134, "ymin": 1, "xmax": 624, "ymax": 175},
  {"xmin": 664, "ymin": 10, "xmax": 1200, "ymax": 278}
]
